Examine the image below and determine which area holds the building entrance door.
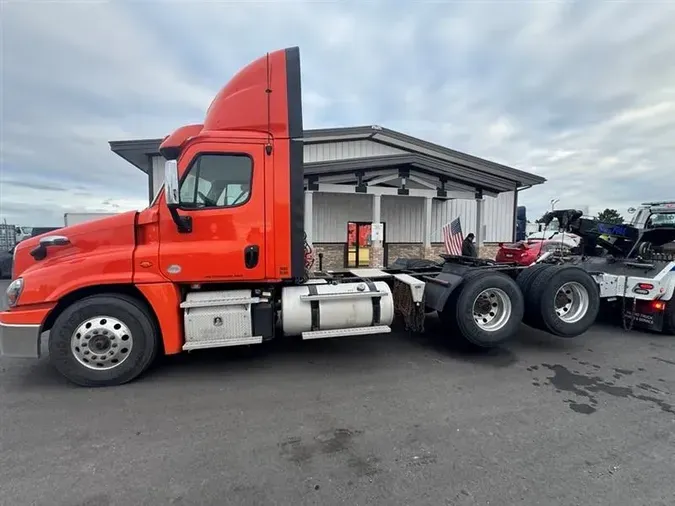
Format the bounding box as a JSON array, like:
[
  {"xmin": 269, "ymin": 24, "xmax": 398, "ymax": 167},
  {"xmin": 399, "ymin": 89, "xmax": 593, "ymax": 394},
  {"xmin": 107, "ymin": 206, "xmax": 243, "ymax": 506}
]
[{"xmin": 346, "ymin": 221, "xmax": 373, "ymax": 268}]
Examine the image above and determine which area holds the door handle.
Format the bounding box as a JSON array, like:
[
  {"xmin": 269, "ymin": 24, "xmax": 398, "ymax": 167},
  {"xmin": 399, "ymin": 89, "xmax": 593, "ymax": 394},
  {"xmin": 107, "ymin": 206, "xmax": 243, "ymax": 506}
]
[{"xmin": 244, "ymin": 245, "xmax": 259, "ymax": 269}]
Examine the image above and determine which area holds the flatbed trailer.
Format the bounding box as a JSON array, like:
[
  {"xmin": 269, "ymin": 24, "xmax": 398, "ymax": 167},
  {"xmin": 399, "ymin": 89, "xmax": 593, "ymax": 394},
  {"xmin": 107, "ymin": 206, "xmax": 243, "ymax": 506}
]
[{"xmin": 0, "ymin": 47, "xmax": 601, "ymax": 387}]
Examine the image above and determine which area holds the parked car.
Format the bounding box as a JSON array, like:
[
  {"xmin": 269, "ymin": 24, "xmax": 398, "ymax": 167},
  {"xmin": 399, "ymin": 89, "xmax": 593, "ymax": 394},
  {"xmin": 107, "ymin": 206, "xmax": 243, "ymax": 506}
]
[
  {"xmin": 0, "ymin": 247, "xmax": 14, "ymax": 279},
  {"xmin": 495, "ymin": 239, "xmax": 574, "ymax": 266}
]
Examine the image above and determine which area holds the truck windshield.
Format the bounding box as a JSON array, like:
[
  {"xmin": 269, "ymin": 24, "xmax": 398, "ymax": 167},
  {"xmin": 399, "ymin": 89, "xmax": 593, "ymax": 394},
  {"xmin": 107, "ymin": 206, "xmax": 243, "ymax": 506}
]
[{"xmin": 647, "ymin": 213, "xmax": 675, "ymax": 227}]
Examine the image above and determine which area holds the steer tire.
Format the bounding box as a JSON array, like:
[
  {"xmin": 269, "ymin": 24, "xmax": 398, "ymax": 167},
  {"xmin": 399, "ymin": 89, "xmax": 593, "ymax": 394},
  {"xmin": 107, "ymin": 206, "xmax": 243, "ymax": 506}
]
[
  {"xmin": 527, "ymin": 266, "xmax": 599, "ymax": 338},
  {"xmin": 49, "ymin": 294, "xmax": 159, "ymax": 387},
  {"xmin": 516, "ymin": 264, "xmax": 555, "ymax": 328},
  {"xmin": 441, "ymin": 270, "xmax": 524, "ymax": 348}
]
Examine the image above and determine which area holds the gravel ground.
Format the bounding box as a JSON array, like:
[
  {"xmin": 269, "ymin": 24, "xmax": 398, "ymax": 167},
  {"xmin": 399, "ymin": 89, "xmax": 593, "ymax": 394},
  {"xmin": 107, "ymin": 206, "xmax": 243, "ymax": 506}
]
[{"xmin": 1, "ymin": 280, "xmax": 675, "ymax": 506}]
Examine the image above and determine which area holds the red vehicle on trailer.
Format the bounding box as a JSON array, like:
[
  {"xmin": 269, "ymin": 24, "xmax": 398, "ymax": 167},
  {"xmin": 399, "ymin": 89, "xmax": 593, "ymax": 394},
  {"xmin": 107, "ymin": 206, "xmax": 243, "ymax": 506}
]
[{"xmin": 0, "ymin": 47, "xmax": 601, "ymax": 386}]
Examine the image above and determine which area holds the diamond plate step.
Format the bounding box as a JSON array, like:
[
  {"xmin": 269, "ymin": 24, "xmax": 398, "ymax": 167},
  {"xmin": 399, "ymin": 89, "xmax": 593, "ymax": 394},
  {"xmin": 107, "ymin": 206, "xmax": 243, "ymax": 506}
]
[
  {"xmin": 183, "ymin": 335, "xmax": 263, "ymax": 351},
  {"xmin": 301, "ymin": 325, "xmax": 391, "ymax": 340}
]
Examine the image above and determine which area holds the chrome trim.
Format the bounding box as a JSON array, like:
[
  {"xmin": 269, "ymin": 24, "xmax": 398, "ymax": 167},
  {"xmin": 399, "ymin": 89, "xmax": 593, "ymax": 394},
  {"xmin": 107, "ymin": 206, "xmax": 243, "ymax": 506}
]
[{"xmin": 39, "ymin": 235, "xmax": 70, "ymax": 247}]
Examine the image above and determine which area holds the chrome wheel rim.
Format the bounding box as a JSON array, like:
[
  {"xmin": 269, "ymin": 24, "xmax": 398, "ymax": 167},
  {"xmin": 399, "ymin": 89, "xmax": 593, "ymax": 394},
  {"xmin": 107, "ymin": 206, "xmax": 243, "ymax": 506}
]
[
  {"xmin": 70, "ymin": 316, "xmax": 133, "ymax": 371},
  {"xmin": 554, "ymin": 282, "xmax": 589, "ymax": 323},
  {"xmin": 472, "ymin": 288, "xmax": 512, "ymax": 331}
]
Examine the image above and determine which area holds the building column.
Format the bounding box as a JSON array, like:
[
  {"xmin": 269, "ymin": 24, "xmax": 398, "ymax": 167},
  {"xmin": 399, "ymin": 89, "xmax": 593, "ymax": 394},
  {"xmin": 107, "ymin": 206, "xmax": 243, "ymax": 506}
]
[
  {"xmin": 371, "ymin": 193, "xmax": 384, "ymax": 268},
  {"xmin": 304, "ymin": 190, "xmax": 313, "ymax": 245},
  {"xmin": 475, "ymin": 191, "xmax": 484, "ymax": 256},
  {"xmin": 422, "ymin": 196, "xmax": 435, "ymax": 260}
]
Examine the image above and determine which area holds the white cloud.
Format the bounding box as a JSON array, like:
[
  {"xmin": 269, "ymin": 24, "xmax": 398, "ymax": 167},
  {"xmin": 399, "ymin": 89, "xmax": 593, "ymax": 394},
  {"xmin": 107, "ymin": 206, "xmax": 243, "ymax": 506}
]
[{"xmin": 1, "ymin": 0, "xmax": 675, "ymax": 228}]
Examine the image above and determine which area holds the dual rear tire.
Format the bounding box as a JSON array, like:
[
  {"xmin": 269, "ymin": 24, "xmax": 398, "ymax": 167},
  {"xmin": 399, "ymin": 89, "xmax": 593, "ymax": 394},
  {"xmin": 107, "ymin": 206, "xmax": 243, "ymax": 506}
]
[
  {"xmin": 517, "ymin": 264, "xmax": 600, "ymax": 337},
  {"xmin": 439, "ymin": 265, "xmax": 600, "ymax": 348}
]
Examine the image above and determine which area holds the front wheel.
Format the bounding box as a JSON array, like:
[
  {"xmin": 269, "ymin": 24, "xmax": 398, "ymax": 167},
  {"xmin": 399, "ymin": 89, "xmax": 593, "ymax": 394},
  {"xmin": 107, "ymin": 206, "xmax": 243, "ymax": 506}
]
[{"xmin": 48, "ymin": 294, "xmax": 159, "ymax": 387}]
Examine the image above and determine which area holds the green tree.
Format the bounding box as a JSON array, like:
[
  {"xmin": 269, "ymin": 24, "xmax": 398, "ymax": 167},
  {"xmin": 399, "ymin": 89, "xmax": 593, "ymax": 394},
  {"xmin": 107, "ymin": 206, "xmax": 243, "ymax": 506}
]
[{"xmin": 597, "ymin": 208, "xmax": 624, "ymax": 224}]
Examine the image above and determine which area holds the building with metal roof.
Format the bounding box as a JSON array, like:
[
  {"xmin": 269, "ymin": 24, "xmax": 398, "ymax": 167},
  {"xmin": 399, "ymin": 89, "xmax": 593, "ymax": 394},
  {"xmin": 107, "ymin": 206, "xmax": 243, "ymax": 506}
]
[{"xmin": 110, "ymin": 125, "xmax": 545, "ymax": 268}]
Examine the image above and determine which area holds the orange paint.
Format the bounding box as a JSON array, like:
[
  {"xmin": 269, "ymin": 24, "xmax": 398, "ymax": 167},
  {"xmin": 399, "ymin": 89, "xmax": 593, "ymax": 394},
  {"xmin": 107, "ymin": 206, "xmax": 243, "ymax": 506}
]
[
  {"xmin": 13, "ymin": 212, "xmax": 137, "ymax": 304},
  {"xmin": 0, "ymin": 304, "xmax": 55, "ymax": 326},
  {"xmin": 2, "ymin": 47, "xmax": 302, "ymax": 356},
  {"xmin": 137, "ymin": 283, "xmax": 184, "ymax": 354}
]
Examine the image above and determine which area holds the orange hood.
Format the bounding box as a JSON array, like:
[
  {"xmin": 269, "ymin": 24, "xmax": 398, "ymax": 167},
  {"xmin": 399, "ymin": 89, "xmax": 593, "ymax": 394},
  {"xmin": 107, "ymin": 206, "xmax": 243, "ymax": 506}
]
[{"xmin": 13, "ymin": 211, "xmax": 138, "ymax": 281}]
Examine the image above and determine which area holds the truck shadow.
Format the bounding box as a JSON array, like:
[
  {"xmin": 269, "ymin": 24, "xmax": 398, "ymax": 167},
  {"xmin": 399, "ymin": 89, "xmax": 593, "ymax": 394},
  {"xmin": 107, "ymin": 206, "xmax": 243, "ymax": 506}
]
[{"xmin": 142, "ymin": 315, "xmax": 584, "ymax": 383}]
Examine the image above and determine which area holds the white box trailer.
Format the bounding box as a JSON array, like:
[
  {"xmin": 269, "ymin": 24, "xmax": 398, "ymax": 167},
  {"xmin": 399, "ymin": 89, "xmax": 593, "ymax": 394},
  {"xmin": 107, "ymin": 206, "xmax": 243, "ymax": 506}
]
[{"xmin": 63, "ymin": 213, "xmax": 117, "ymax": 227}]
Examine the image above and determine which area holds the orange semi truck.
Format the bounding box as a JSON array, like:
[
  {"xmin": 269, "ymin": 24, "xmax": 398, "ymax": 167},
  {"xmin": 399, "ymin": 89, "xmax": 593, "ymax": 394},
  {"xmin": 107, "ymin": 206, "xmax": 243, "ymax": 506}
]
[{"xmin": 0, "ymin": 47, "xmax": 601, "ymax": 386}]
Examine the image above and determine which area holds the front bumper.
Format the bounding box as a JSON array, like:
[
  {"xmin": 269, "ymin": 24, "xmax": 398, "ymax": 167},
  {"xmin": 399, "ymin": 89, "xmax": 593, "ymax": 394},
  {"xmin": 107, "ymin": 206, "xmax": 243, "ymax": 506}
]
[
  {"xmin": 0, "ymin": 305, "xmax": 53, "ymax": 359},
  {"xmin": 0, "ymin": 322, "xmax": 41, "ymax": 358}
]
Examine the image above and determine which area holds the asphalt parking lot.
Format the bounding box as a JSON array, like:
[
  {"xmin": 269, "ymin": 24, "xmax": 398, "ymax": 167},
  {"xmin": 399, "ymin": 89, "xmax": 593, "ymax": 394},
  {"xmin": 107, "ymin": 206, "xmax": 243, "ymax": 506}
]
[{"xmin": 1, "ymin": 280, "xmax": 675, "ymax": 506}]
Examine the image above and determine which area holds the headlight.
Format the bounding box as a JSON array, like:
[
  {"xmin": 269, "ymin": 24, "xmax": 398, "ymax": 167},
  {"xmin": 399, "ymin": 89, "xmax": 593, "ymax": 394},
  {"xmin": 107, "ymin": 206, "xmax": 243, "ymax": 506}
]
[{"xmin": 6, "ymin": 278, "xmax": 23, "ymax": 307}]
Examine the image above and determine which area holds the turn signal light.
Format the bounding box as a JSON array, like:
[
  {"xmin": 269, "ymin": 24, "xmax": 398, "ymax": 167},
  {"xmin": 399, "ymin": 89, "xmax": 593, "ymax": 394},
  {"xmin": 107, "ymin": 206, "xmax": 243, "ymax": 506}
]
[
  {"xmin": 652, "ymin": 301, "xmax": 666, "ymax": 311},
  {"xmin": 638, "ymin": 283, "xmax": 654, "ymax": 290}
]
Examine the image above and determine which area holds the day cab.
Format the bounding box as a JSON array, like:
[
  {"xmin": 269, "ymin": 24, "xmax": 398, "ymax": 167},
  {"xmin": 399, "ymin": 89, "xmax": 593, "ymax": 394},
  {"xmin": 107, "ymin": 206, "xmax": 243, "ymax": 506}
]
[{"xmin": 0, "ymin": 47, "xmax": 307, "ymax": 386}]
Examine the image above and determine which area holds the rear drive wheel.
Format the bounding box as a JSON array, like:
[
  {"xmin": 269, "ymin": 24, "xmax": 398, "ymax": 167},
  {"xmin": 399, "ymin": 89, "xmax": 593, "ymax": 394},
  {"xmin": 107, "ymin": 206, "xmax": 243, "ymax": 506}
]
[
  {"xmin": 441, "ymin": 271, "xmax": 524, "ymax": 347},
  {"xmin": 527, "ymin": 266, "xmax": 599, "ymax": 337},
  {"xmin": 48, "ymin": 294, "xmax": 159, "ymax": 387},
  {"xmin": 516, "ymin": 263, "xmax": 554, "ymax": 327}
]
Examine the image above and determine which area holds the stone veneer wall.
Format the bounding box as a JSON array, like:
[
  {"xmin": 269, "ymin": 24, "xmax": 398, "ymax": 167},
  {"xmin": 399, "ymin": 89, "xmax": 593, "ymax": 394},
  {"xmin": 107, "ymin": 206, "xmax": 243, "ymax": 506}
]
[
  {"xmin": 311, "ymin": 242, "xmax": 502, "ymax": 270},
  {"xmin": 386, "ymin": 242, "xmax": 500, "ymax": 265},
  {"xmin": 311, "ymin": 243, "xmax": 345, "ymax": 270}
]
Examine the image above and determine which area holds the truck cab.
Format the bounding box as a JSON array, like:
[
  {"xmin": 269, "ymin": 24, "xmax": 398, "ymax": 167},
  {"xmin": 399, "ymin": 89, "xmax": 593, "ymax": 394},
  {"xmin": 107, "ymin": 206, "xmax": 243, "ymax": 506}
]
[{"xmin": 629, "ymin": 202, "xmax": 675, "ymax": 229}]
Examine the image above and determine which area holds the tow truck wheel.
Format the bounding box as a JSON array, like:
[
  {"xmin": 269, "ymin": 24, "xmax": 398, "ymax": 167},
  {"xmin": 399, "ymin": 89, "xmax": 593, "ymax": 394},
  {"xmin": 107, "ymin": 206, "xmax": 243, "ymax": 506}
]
[
  {"xmin": 526, "ymin": 266, "xmax": 600, "ymax": 338},
  {"xmin": 441, "ymin": 271, "xmax": 525, "ymax": 348},
  {"xmin": 48, "ymin": 294, "xmax": 159, "ymax": 387}
]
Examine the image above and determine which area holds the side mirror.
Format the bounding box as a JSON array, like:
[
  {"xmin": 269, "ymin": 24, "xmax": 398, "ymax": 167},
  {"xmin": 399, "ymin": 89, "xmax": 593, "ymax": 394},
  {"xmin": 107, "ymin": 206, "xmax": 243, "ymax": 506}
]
[
  {"xmin": 163, "ymin": 159, "xmax": 192, "ymax": 234},
  {"xmin": 627, "ymin": 207, "xmax": 636, "ymax": 214},
  {"xmin": 165, "ymin": 160, "xmax": 180, "ymax": 207}
]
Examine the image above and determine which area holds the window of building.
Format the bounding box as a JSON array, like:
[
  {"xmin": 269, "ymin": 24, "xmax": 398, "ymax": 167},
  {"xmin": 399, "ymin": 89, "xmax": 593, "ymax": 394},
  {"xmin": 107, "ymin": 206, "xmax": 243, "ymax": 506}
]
[{"xmin": 179, "ymin": 154, "xmax": 252, "ymax": 208}]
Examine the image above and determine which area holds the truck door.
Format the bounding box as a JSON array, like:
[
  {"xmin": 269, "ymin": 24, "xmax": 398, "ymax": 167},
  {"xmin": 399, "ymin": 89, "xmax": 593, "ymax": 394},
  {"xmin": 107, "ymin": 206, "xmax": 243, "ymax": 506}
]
[{"xmin": 158, "ymin": 140, "xmax": 267, "ymax": 283}]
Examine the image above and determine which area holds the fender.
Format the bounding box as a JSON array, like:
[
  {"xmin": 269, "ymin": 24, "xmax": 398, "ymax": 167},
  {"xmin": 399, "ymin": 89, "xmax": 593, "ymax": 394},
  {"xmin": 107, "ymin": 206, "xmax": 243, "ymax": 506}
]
[{"xmin": 422, "ymin": 272, "xmax": 465, "ymax": 312}]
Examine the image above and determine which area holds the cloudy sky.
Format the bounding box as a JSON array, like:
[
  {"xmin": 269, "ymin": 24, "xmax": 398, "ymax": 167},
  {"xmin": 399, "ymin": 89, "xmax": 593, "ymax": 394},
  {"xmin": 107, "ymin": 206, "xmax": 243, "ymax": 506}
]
[{"xmin": 2, "ymin": 0, "xmax": 675, "ymax": 228}]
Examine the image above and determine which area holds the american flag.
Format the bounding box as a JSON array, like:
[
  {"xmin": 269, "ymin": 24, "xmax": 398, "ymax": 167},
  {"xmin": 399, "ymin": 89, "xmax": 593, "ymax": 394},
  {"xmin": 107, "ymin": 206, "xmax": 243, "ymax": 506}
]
[{"xmin": 442, "ymin": 217, "xmax": 464, "ymax": 256}]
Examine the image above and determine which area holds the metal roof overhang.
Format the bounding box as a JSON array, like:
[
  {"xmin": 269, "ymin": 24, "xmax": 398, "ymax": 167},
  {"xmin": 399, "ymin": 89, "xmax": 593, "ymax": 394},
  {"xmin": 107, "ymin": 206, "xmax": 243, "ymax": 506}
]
[
  {"xmin": 304, "ymin": 126, "xmax": 545, "ymax": 188},
  {"xmin": 110, "ymin": 126, "xmax": 546, "ymax": 191},
  {"xmin": 305, "ymin": 154, "xmax": 518, "ymax": 194},
  {"xmin": 109, "ymin": 139, "xmax": 162, "ymax": 174}
]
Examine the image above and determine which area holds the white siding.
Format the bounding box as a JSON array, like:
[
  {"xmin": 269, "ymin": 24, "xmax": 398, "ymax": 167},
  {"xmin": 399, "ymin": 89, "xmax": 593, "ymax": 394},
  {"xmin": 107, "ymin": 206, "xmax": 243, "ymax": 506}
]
[
  {"xmin": 312, "ymin": 193, "xmax": 372, "ymax": 242},
  {"xmin": 483, "ymin": 191, "xmax": 516, "ymax": 242},
  {"xmin": 304, "ymin": 140, "xmax": 405, "ymax": 163},
  {"xmin": 313, "ymin": 191, "xmax": 515, "ymax": 244},
  {"xmin": 382, "ymin": 196, "xmax": 424, "ymax": 242},
  {"xmin": 431, "ymin": 191, "xmax": 515, "ymax": 242}
]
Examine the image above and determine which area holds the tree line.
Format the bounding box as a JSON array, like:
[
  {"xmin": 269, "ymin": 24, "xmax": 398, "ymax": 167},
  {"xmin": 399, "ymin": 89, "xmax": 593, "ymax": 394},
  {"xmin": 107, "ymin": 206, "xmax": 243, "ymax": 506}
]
[{"xmin": 535, "ymin": 208, "xmax": 624, "ymax": 224}]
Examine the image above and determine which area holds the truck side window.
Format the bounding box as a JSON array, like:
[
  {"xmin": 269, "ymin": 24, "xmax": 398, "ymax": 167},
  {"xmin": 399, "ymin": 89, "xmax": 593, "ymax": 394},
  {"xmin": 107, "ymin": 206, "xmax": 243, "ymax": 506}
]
[{"xmin": 179, "ymin": 153, "xmax": 253, "ymax": 209}]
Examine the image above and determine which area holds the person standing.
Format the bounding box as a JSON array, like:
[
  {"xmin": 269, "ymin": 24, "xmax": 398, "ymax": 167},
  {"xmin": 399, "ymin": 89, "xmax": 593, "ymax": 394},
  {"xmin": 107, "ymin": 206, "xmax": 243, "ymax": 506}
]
[{"xmin": 462, "ymin": 233, "xmax": 478, "ymax": 257}]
